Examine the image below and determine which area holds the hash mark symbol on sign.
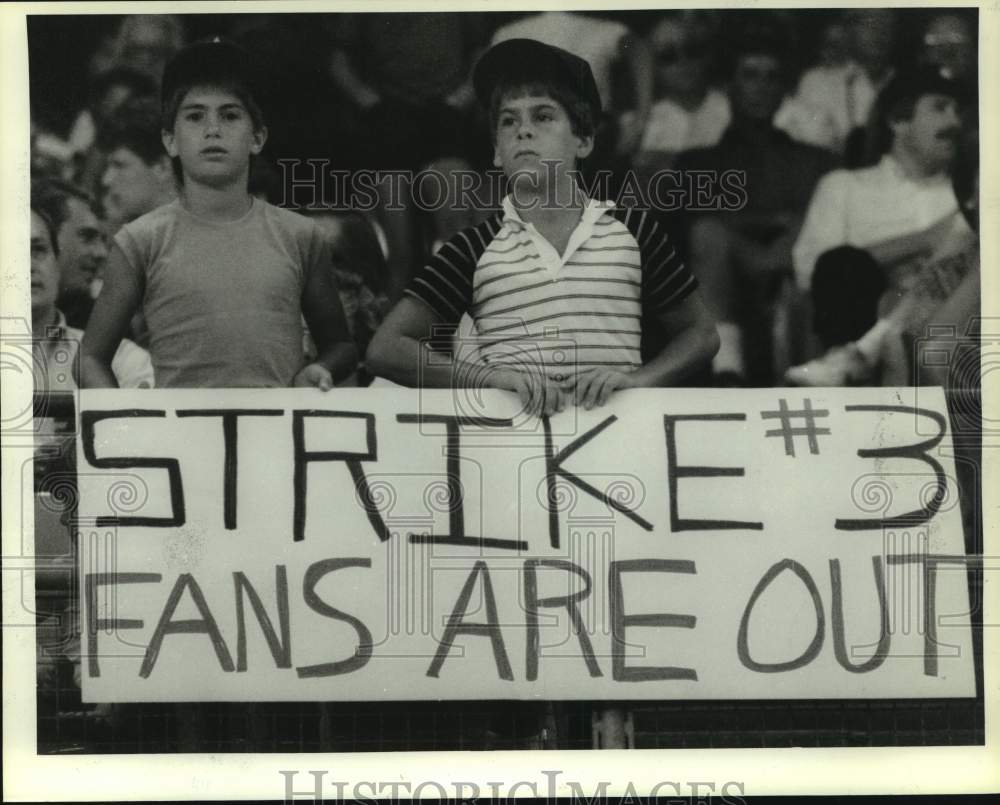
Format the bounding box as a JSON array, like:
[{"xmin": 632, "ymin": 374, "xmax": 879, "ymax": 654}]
[{"xmin": 761, "ymin": 398, "xmax": 831, "ymax": 457}]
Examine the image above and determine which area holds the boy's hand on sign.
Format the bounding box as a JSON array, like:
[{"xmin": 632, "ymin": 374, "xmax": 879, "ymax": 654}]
[
  {"xmin": 571, "ymin": 368, "xmax": 634, "ymax": 410},
  {"xmin": 490, "ymin": 367, "xmax": 567, "ymax": 418},
  {"xmin": 293, "ymin": 362, "xmax": 334, "ymax": 392},
  {"xmin": 530, "ymin": 374, "xmax": 570, "ymax": 418}
]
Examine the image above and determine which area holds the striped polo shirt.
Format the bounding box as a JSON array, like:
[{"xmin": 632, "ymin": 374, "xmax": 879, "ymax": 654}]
[{"xmin": 406, "ymin": 196, "xmax": 697, "ymax": 378}]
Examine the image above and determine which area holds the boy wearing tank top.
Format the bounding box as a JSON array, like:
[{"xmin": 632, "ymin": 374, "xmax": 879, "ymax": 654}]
[{"xmin": 79, "ymin": 39, "xmax": 356, "ymax": 389}]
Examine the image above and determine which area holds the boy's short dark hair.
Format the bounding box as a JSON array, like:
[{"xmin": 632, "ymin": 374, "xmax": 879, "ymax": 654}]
[
  {"xmin": 487, "ymin": 77, "xmax": 597, "ymax": 143},
  {"xmin": 97, "ymin": 97, "xmax": 166, "ymax": 164},
  {"xmin": 474, "ymin": 39, "xmax": 601, "ymax": 143},
  {"xmin": 160, "ymin": 38, "xmax": 265, "ymax": 132}
]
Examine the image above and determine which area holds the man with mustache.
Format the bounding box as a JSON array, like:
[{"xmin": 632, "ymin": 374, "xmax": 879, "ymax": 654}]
[{"xmin": 791, "ymin": 65, "xmax": 971, "ymax": 361}]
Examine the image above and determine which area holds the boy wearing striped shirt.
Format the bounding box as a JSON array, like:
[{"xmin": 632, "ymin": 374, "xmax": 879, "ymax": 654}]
[{"xmin": 367, "ymin": 39, "xmax": 718, "ymax": 415}]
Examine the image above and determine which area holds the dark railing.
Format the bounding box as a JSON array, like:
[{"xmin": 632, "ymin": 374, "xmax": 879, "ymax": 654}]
[{"xmin": 33, "ymin": 390, "xmax": 77, "ymax": 421}]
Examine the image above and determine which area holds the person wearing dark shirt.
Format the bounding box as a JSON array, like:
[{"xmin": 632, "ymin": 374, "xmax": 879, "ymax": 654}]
[
  {"xmin": 676, "ymin": 30, "xmax": 834, "ymax": 383},
  {"xmin": 327, "ymin": 13, "xmax": 488, "ymax": 302}
]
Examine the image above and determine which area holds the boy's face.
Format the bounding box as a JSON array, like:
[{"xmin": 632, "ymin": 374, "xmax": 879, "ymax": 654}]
[
  {"xmin": 493, "ymin": 92, "xmax": 593, "ymax": 193},
  {"xmin": 102, "ymin": 146, "xmax": 171, "ymax": 223},
  {"xmin": 57, "ymin": 197, "xmax": 108, "ymax": 297},
  {"xmin": 30, "ymin": 212, "xmax": 59, "ymax": 317},
  {"xmin": 162, "ymin": 85, "xmax": 267, "ymax": 189}
]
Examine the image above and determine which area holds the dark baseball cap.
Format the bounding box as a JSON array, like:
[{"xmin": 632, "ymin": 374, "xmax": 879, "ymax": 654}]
[
  {"xmin": 161, "ymin": 37, "xmax": 263, "ymax": 110},
  {"xmin": 879, "ymin": 63, "xmax": 970, "ymax": 115},
  {"xmin": 473, "ymin": 39, "xmax": 602, "ymax": 117}
]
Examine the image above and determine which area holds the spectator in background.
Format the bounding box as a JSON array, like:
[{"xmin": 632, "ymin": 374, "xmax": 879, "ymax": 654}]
[
  {"xmin": 306, "ymin": 210, "xmax": 391, "ymax": 384},
  {"xmin": 30, "ymin": 201, "xmax": 152, "ymax": 392},
  {"xmin": 30, "ymin": 116, "xmax": 75, "ymax": 182},
  {"xmin": 90, "ymin": 14, "xmax": 186, "ymax": 84},
  {"xmin": 918, "ymin": 11, "xmax": 976, "ymax": 81},
  {"xmin": 67, "ymin": 66, "xmax": 158, "ymax": 157},
  {"xmin": 848, "ymin": 10, "xmax": 978, "ymax": 172},
  {"xmin": 327, "ymin": 13, "xmax": 488, "ymax": 303},
  {"xmin": 32, "ymin": 179, "xmax": 109, "ymax": 330},
  {"xmin": 30, "ymin": 16, "xmax": 178, "ymax": 185},
  {"xmin": 229, "ymin": 14, "xmax": 355, "ymax": 197},
  {"xmin": 778, "ymin": 9, "xmax": 897, "ymax": 158},
  {"xmin": 635, "ymin": 11, "xmax": 728, "ymax": 170},
  {"xmin": 67, "ymin": 66, "xmax": 158, "ymax": 190},
  {"xmin": 677, "ymin": 30, "xmax": 834, "ymax": 384},
  {"xmin": 787, "ymin": 137, "xmax": 978, "ymax": 388},
  {"xmin": 30, "ymin": 201, "xmax": 150, "ymax": 727},
  {"xmin": 92, "ymin": 98, "xmax": 178, "ymax": 348},
  {"xmin": 791, "ymin": 65, "xmax": 971, "ymax": 356},
  {"xmin": 97, "ymin": 98, "xmax": 177, "ymax": 230},
  {"xmin": 816, "ymin": 18, "xmax": 850, "ymax": 70}
]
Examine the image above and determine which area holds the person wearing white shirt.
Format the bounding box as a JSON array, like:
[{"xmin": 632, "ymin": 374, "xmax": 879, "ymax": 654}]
[
  {"xmin": 778, "ymin": 9, "xmax": 897, "ymax": 156},
  {"xmin": 792, "ymin": 65, "xmax": 970, "ymax": 351},
  {"xmin": 636, "ymin": 12, "xmax": 728, "ymax": 165}
]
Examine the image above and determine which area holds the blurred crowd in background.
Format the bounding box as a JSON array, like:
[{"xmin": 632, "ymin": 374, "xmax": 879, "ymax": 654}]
[{"xmin": 28, "ymin": 8, "xmax": 980, "ymax": 389}]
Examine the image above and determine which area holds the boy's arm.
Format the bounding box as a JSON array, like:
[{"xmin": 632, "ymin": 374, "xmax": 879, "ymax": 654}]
[
  {"xmin": 366, "ymin": 297, "xmax": 464, "ymax": 388},
  {"xmin": 77, "ymin": 243, "xmax": 143, "ymax": 388},
  {"xmin": 366, "ymin": 297, "xmax": 569, "ymax": 417},
  {"xmin": 632, "ymin": 291, "xmax": 719, "ymax": 386},
  {"xmin": 364, "ymin": 228, "xmax": 483, "ymax": 389},
  {"xmin": 572, "ymin": 291, "xmax": 719, "ymax": 408},
  {"xmin": 298, "ymin": 263, "xmax": 358, "ymax": 390}
]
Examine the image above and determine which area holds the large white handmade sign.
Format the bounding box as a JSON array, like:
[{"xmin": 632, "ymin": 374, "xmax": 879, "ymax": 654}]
[{"xmin": 75, "ymin": 388, "xmax": 976, "ymax": 701}]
